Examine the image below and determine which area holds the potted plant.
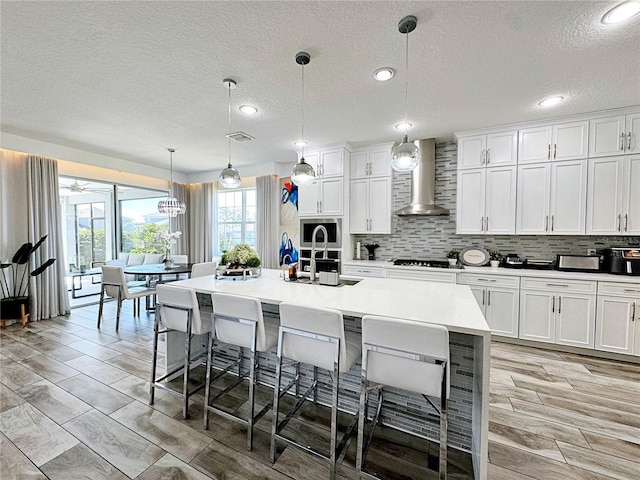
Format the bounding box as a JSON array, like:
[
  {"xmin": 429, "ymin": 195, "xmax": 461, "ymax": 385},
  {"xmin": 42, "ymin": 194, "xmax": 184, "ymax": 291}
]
[
  {"xmin": 489, "ymin": 251, "xmax": 502, "ymax": 268},
  {"xmin": 224, "ymin": 244, "xmax": 261, "ymax": 276},
  {"xmin": 157, "ymin": 230, "xmax": 182, "ymax": 268},
  {"xmin": 1, "ymin": 235, "xmax": 56, "ymax": 324},
  {"xmin": 446, "ymin": 249, "xmax": 459, "ymax": 266}
]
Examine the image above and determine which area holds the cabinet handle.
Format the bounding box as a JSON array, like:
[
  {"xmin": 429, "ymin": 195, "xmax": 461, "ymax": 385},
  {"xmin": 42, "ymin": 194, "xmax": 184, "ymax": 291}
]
[
  {"xmin": 486, "ymin": 148, "xmax": 491, "ymax": 165},
  {"xmin": 546, "ymin": 283, "xmax": 569, "ymax": 287},
  {"xmin": 625, "ymin": 213, "xmax": 628, "ymax": 232},
  {"xmin": 552, "ymin": 295, "xmax": 555, "ymax": 313},
  {"xmin": 553, "ymin": 143, "xmax": 557, "ymax": 159},
  {"xmin": 481, "ymin": 217, "xmax": 484, "ymax": 231},
  {"xmin": 551, "ymin": 215, "xmax": 554, "ymax": 232},
  {"xmin": 478, "ymin": 278, "xmax": 497, "ymax": 282},
  {"xmin": 545, "ymin": 215, "xmax": 549, "ymax": 232},
  {"xmin": 618, "ymin": 214, "xmax": 622, "ymax": 232},
  {"xmin": 558, "ymin": 296, "xmax": 562, "ymax": 314},
  {"xmin": 631, "ymin": 302, "xmax": 636, "ymax": 322},
  {"xmin": 628, "ymin": 132, "xmax": 632, "ymax": 151},
  {"xmin": 487, "ymin": 290, "xmax": 491, "ymax": 306},
  {"xmin": 481, "ymin": 149, "xmax": 486, "ymax": 165},
  {"xmin": 624, "ymin": 289, "xmax": 640, "ymax": 293},
  {"xmin": 485, "ymin": 216, "xmax": 489, "ymax": 231},
  {"xmin": 482, "ymin": 290, "xmax": 485, "ymax": 306},
  {"xmin": 620, "ymin": 133, "xmax": 625, "ymax": 151},
  {"xmin": 547, "ymin": 144, "xmax": 551, "ymax": 160}
]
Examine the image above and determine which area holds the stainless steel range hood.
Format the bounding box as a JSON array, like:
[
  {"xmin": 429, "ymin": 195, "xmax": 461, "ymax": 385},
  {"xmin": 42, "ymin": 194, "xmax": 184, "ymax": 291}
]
[{"xmin": 395, "ymin": 138, "xmax": 449, "ymax": 216}]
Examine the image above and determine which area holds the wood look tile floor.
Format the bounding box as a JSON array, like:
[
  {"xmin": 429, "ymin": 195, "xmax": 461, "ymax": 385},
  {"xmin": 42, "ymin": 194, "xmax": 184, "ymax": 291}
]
[{"xmin": 0, "ymin": 303, "xmax": 638, "ymax": 479}]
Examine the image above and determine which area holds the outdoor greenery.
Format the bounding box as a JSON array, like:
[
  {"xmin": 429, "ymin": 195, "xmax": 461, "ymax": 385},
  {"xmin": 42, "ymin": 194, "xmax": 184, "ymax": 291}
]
[{"xmin": 121, "ymin": 224, "xmax": 169, "ymax": 254}]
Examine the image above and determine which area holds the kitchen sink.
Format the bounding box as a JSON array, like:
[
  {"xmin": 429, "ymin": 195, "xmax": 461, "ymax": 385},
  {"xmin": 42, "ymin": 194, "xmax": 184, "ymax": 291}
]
[{"xmin": 292, "ymin": 278, "xmax": 361, "ymax": 287}]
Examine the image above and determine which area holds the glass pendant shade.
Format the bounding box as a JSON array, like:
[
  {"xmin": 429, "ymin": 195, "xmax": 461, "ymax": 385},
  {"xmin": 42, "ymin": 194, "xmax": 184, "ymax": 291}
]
[
  {"xmin": 219, "ymin": 163, "xmax": 241, "ymax": 188},
  {"xmin": 391, "ymin": 135, "xmax": 420, "ymax": 172},
  {"xmin": 158, "ymin": 147, "xmax": 186, "ymax": 217},
  {"xmin": 291, "ymin": 158, "xmax": 315, "ymax": 186}
]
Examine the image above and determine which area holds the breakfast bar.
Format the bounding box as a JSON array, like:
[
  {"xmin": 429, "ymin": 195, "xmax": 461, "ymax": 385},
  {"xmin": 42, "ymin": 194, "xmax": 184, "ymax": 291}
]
[{"xmin": 171, "ymin": 269, "xmax": 491, "ymax": 479}]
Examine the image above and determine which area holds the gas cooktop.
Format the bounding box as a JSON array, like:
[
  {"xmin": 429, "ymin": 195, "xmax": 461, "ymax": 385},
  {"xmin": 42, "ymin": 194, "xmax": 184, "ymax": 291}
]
[{"xmin": 392, "ymin": 259, "xmax": 456, "ymax": 269}]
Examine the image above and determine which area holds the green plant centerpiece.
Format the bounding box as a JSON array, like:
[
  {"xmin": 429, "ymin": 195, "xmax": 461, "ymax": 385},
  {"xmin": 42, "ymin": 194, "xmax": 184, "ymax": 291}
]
[{"xmin": 221, "ymin": 244, "xmax": 261, "ymax": 277}]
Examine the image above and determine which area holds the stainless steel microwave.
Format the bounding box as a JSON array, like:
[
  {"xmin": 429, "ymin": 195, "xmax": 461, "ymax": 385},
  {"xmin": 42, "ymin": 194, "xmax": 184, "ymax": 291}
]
[{"xmin": 299, "ymin": 218, "xmax": 342, "ymax": 249}]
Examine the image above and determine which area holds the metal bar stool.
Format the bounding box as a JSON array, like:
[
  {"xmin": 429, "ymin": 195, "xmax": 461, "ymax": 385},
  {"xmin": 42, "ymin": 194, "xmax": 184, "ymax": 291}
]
[
  {"xmin": 270, "ymin": 302, "xmax": 362, "ymax": 480},
  {"xmin": 356, "ymin": 315, "xmax": 450, "ymax": 480},
  {"xmin": 203, "ymin": 292, "xmax": 278, "ymax": 451},
  {"xmin": 150, "ymin": 284, "xmax": 212, "ymax": 419}
]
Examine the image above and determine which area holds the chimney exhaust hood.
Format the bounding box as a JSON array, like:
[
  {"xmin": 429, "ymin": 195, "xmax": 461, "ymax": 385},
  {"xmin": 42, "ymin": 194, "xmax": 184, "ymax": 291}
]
[{"xmin": 395, "ymin": 138, "xmax": 449, "ymax": 216}]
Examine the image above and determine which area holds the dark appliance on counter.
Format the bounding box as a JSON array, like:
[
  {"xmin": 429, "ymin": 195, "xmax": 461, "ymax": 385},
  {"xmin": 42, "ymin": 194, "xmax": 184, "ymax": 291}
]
[
  {"xmin": 603, "ymin": 248, "xmax": 640, "ymax": 275},
  {"xmin": 393, "ymin": 259, "xmax": 460, "ymax": 269},
  {"xmin": 556, "ymin": 254, "xmax": 602, "ymax": 273},
  {"xmin": 364, "ymin": 244, "xmax": 379, "ymax": 260},
  {"xmin": 504, "ymin": 254, "xmax": 525, "ymax": 268}
]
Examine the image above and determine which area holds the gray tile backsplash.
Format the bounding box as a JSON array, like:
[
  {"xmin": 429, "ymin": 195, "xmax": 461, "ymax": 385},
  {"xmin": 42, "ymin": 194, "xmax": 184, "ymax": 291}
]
[{"xmin": 355, "ymin": 141, "xmax": 639, "ymax": 260}]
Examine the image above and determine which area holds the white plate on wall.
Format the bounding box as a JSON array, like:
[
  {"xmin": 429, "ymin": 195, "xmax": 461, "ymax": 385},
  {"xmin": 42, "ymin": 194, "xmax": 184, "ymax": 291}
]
[{"xmin": 459, "ymin": 246, "xmax": 490, "ymax": 266}]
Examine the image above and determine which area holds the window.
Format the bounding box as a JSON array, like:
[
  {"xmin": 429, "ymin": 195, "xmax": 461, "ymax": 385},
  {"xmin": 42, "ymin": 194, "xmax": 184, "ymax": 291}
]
[
  {"xmin": 75, "ymin": 202, "xmax": 106, "ymax": 267},
  {"xmin": 216, "ymin": 188, "xmax": 256, "ymax": 255},
  {"xmin": 118, "ymin": 186, "xmax": 169, "ymax": 254}
]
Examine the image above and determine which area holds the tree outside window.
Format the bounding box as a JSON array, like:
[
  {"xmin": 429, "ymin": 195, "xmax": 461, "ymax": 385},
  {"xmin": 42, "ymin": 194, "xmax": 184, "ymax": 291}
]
[{"xmin": 217, "ymin": 188, "xmax": 256, "ymax": 255}]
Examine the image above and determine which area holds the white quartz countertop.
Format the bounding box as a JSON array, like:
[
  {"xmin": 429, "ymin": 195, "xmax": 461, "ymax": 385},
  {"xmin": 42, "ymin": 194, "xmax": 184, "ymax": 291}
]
[
  {"xmin": 343, "ymin": 260, "xmax": 640, "ymax": 284},
  {"xmin": 171, "ymin": 269, "xmax": 490, "ymax": 337}
]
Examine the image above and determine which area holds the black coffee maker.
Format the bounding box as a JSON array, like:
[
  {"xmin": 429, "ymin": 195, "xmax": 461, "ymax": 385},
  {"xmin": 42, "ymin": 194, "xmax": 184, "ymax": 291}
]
[{"xmin": 364, "ymin": 244, "xmax": 379, "ymax": 260}]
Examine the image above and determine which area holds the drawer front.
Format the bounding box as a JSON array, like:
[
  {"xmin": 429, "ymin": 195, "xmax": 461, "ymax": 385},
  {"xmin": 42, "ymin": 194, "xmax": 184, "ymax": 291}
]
[
  {"xmin": 457, "ymin": 273, "xmax": 520, "ymax": 288},
  {"xmin": 597, "ymin": 281, "xmax": 640, "ymax": 297},
  {"xmin": 342, "ymin": 265, "xmax": 385, "ymax": 278},
  {"xmin": 387, "ymin": 268, "xmax": 456, "ymax": 284},
  {"xmin": 520, "ymin": 277, "xmax": 596, "ymax": 294}
]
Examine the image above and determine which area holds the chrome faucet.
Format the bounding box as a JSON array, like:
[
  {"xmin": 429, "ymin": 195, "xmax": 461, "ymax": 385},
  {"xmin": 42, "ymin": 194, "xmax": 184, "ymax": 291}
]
[{"xmin": 309, "ymin": 225, "xmax": 328, "ymax": 282}]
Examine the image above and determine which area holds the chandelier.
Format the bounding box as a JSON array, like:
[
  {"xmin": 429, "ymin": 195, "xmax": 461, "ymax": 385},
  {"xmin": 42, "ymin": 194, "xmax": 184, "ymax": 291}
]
[{"xmin": 157, "ymin": 148, "xmax": 186, "ymax": 217}]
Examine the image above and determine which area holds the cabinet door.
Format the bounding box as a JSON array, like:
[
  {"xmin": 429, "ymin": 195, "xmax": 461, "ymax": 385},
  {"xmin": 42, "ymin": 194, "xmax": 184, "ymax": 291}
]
[
  {"xmin": 319, "ymin": 178, "xmax": 343, "ymax": 215},
  {"xmin": 350, "ymin": 151, "xmax": 369, "ymax": 179},
  {"xmin": 589, "ymin": 115, "xmax": 625, "ymax": 157},
  {"xmin": 297, "ymin": 183, "xmax": 319, "ymax": 216},
  {"xmin": 627, "ymin": 113, "xmax": 640, "ymax": 154},
  {"xmin": 516, "ymin": 163, "xmax": 550, "ymax": 234},
  {"xmin": 552, "ymin": 121, "xmax": 588, "ymax": 161},
  {"xmin": 485, "ymin": 166, "xmax": 516, "ymax": 234},
  {"xmin": 595, "ymin": 296, "xmax": 635, "ymax": 355},
  {"xmin": 586, "ymin": 157, "xmax": 624, "ymax": 235},
  {"xmin": 518, "ymin": 126, "xmax": 552, "ymax": 164},
  {"xmin": 349, "ymin": 179, "xmax": 368, "ymax": 233},
  {"xmin": 468, "ymin": 286, "xmax": 487, "ymax": 314},
  {"xmin": 458, "ymin": 135, "xmax": 486, "ymax": 169},
  {"xmin": 486, "ymin": 131, "xmax": 518, "ymax": 167},
  {"xmin": 303, "ymin": 152, "xmax": 321, "ymax": 175},
  {"xmin": 369, "ymin": 148, "xmax": 391, "ymax": 177},
  {"xmin": 486, "ymin": 287, "xmax": 519, "ymax": 338},
  {"xmin": 621, "ymin": 155, "xmax": 640, "ymax": 234},
  {"xmin": 549, "ymin": 160, "xmax": 586, "ymax": 234},
  {"xmin": 321, "ymin": 149, "xmax": 344, "ymax": 177},
  {"xmin": 519, "ymin": 289, "xmax": 555, "ymax": 343},
  {"xmin": 369, "ymin": 177, "xmax": 392, "ymax": 234},
  {"xmin": 555, "ymin": 293, "xmax": 595, "ymax": 348},
  {"xmin": 456, "ymin": 169, "xmax": 485, "ymax": 234}
]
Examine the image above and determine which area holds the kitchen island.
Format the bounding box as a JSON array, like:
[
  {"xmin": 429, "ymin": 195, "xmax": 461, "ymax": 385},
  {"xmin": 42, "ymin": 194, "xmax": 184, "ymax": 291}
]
[{"xmin": 170, "ymin": 269, "xmax": 490, "ymax": 479}]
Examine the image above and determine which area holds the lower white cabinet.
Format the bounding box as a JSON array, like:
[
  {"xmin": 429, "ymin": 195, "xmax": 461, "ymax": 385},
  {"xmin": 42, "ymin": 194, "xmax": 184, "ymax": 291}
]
[
  {"xmin": 342, "ymin": 263, "xmax": 386, "ymax": 278},
  {"xmin": 386, "ymin": 268, "xmax": 456, "ymax": 284},
  {"xmin": 595, "ymin": 282, "xmax": 640, "ymax": 356},
  {"xmin": 519, "ymin": 277, "xmax": 596, "ymax": 348},
  {"xmin": 458, "ymin": 274, "xmax": 519, "ymax": 337}
]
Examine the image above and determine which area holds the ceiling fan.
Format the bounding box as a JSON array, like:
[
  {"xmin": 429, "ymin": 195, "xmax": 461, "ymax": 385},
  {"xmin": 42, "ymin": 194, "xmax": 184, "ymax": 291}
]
[
  {"xmin": 59, "ymin": 179, "xmax": 112, "ymax": 195},
  {"xmin": 61, "ymin": 180, "xmax": 91, "ymax": 193}
]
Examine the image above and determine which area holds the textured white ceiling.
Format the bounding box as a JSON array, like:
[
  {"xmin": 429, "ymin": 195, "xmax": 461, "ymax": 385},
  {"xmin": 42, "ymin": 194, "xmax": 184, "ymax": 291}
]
[{"xmin": 2, "ymin": 1, "xmax": 639, "ymax": 174}]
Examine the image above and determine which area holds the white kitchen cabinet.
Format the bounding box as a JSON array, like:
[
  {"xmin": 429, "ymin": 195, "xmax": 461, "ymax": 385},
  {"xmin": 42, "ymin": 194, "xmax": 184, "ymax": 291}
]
[
  {"xmin": 456, "ymin": 166, "xmax": 516, "ymax": 234},
  {"xmin": 519, "ymin": 277, "xmax": 596, "ymax": 348},
  {"xmin": 586, "ymin": 155, "xmax": 640, "ymax": 235},
  {"xmin": 342, "ymin": 263, "xmax": 386, "ymax": 278},
  {"xmin": 457, "ymin": 273, "xmax": 519, "ymax": 337},
  {"xmin": 595, "ymin": 282, "xmax": 640, "ymax": 356},
  {"xmin": 518, "ymin": 121, "xmax": 588, "ymax": 164},
  {"xmin": 349, "ymin": 146, "xmax": 392, "ymax": 234},
  {"xmin": 516, "ymin": 159, "xmax": 587, "ymax": 234},
  {"xmin": 589, "ymin": 113, "xmax": 640, "ymax": 157},
  {"xmin": 386, "ymin": 267, "xmax": 456, "ymax": 284},
  {"xmin": 457, "ymin": 130, "xmax": 517, "ymax": 170},
  {"xmin": 298, "ymin": 147, "xmax": 347, "ymax": 217}
]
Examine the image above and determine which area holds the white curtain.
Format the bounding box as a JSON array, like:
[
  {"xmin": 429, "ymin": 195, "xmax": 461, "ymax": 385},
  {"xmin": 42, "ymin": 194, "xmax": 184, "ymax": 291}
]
[
  {"xmin": 170, "ymin": 182, "xmax": 189, "ymax": 256},
  {"xmin": 188, "ymin": 182, "xmax": 216, "ymax": 263},
  {"xmin": 256, "ymin": 175, "xmax": 279, "ymax": 269},
  {"xmin": 27, "ymin": 155, "xmax": 70, "ymax": 320}
]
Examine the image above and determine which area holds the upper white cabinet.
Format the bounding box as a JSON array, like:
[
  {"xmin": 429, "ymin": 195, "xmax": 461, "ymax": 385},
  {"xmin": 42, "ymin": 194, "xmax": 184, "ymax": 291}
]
[
  {"xmin": 518, "ymin": 121, "xmax": 588, "ymax": 164},
  {"xmin": 298, "ymin": 147, "xmax": 347, "ymax": 217},
  {"xmin": 589, "ymin": 114, "xmax": 640, "ymax": 157},
  {"xmin": 586, "ymin": 155, "xmax": 640, "ymax": 235},
  {"xmin": 350, "ymin": 145, "xmax": 392, "ymax": 234},
  {"xmin": 516, "ymin": 159, "xmax": 587, "ymax": 234},
  {"xmin": 457, "ymin": 130, "xmax": 517, "ymax": 170},
  {"xmin": 456, "ymin": 166, "xmax": 516, "ymax": 234}
]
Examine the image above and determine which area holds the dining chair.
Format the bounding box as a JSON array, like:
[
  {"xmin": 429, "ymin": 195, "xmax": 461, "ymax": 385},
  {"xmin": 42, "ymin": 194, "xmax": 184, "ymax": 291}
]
[
  {"xmin": 191, "ymin": 261, "xmax": 217, "ymax": 278},
  {"xmin": 98, "ymin": 265, "xmax": 156, "ymax": 331},
  {"xmin": 356, "ymin": 315, "xmax": 450, "ymax": 480}
]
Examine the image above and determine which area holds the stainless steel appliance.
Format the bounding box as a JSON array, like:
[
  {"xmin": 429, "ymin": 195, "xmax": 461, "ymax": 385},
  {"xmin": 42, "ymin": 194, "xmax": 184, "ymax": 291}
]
[
  {"xmin": 504, "ymin": 254, "xmax": 524, "ymax": 268},
  {"xmin": 604, "ymin": 248, "xmax": 640, "ymax": 275},
  {"xmin": 299, "ymin": 218, "xmax": 341, "ymax": 248},
  {"xmin": 556, "ymin": 255, "xmax": 601, "ymax": 273},
  {"xmin": 393, "ymin": 259, "xmax": 457, "ymax": 269}
]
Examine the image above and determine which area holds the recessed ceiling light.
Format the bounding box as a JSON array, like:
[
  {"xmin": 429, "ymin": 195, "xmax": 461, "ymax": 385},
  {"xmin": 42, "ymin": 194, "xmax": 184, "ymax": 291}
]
[
  {"xmin": 374, "ymin": 68, "xmax": 395, "ymax": 81},
  {"xmin": 294, "ymin": 140, "xmax": 307, "ymax": 147},
  {"xmin": 538, "ymin": 96, "xmax": 564, "ymax": 107},
  {"xmin": 239, "ymin": 105, "xmax": 258, "ymax": 115},
  {"xmin": 602, "ymin": 1, "xmax": 640, "ymax": 24},
  {"xmin": 395, "ymin": 122, "xmax": 413, "ymax": 130}
]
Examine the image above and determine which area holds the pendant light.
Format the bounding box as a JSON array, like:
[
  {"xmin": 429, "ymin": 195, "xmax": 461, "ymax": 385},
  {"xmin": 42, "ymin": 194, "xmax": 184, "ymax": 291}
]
[
  {"xmin": 391, "ymin": 15, "xmax": 420, "ymax": 173},
  {"xmin": 290, "ymin": 51, "xmax": 316, "ymax": 186},
  {"xmin": 157, "ymin": 148, "xmax": 186, "ymax": 217},
  {"xmin": 219, "ymin": 78, "xmax": 242, "ymax": 188}
]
